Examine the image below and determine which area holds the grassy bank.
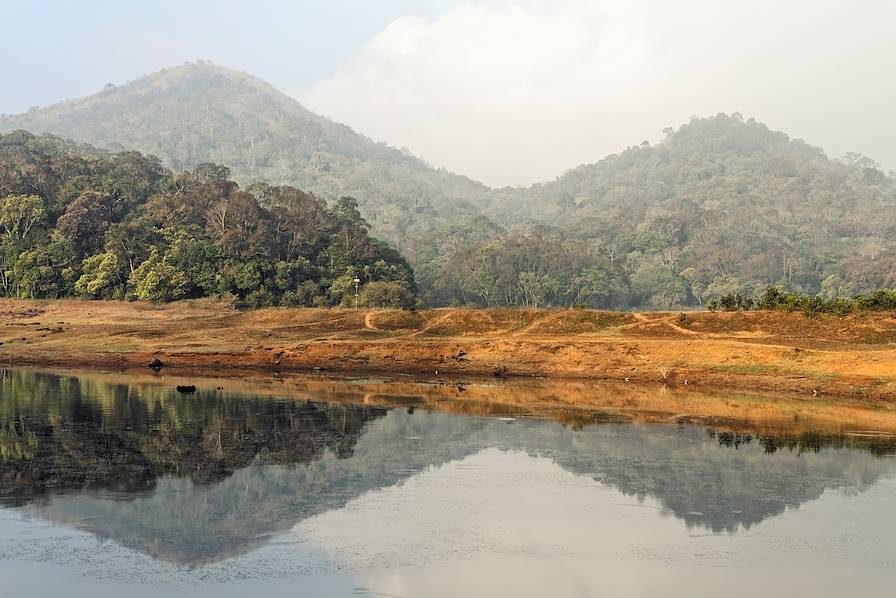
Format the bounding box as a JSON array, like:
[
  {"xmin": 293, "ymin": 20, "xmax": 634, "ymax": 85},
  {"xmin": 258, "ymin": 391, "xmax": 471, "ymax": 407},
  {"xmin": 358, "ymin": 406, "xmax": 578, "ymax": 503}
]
[{"xmin": 4, "ymin": 298, "xmax": 896, "ymax": 401}]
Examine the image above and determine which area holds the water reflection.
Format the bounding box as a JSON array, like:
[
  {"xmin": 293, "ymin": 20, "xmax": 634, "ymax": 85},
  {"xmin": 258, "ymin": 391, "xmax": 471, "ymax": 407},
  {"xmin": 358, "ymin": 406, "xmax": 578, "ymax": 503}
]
[{"xmin": 1, "ymin": 368, "xmax": 895, "ymax": 569}]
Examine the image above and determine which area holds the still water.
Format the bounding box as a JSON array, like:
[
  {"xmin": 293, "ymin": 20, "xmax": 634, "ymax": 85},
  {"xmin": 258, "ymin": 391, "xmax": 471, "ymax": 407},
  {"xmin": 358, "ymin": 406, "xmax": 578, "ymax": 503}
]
[{"xmin": 0, "ymin": 369, "xmax": 894, "ymax": 597}]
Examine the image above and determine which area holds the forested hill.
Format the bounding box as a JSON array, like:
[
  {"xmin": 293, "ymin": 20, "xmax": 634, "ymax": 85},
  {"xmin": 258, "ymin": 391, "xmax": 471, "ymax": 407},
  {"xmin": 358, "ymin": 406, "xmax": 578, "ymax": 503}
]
[
  {"xmin": 471, "ymin": 114, "xmax": 896, "ymax": 307},
  {"xmin": 0, "ymin": 130, "xmax": 416, "ymax": 306},
  {"xmin": 4, "ymin": 64, "xmax": 895, "ymax": 309},
  {"xmin": 0, "ymin": 63, "xmax": 491, "ymax": 262}
]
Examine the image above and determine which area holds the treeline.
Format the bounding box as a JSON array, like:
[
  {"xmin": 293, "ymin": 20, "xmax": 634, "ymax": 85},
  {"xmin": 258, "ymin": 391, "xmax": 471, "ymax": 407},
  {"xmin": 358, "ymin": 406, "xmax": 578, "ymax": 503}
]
[
  {"xmin": 709, "ymin": 287, "xmax": 896, "ymax": 316},
  {"xmin": 420, "ymin": 224, "xmax": 629, "ymax": 309},
  {"xmin": 422, "ymin": 223, "xmax": 711, "ymax": 309},
  {"xmin": 0, "ymin": 131, "xmax": 416, "ymax": 307}
]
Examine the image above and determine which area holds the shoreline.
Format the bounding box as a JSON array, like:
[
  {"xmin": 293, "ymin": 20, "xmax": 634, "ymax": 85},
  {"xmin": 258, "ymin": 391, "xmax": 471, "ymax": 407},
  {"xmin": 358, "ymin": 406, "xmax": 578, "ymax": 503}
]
[
  {"xmin": 4, "ymin": 298, "xmax": 896, "ymax": 403},
  {"xmin": 6, "ymin": 364, "xmax": 896, "ymax": 442}
]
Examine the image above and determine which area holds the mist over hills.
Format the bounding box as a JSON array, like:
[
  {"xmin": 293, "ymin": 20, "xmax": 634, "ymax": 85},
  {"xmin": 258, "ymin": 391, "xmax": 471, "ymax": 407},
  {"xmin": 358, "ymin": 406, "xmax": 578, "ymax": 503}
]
[{"xmin": 3, "ymin": 63, "xmax": 895, "ymax": 308}]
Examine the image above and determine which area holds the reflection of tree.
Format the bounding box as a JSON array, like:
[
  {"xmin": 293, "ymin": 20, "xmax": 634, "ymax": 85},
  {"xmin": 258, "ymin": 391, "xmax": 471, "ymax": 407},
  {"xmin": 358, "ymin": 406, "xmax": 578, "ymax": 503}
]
[
  {"xmin": 0, "ymin": 369, "xmax": 386, "ymax": 507},
  {"xmin": 1, "ymin": 370, "xmax": 895, "ymax": 564}
]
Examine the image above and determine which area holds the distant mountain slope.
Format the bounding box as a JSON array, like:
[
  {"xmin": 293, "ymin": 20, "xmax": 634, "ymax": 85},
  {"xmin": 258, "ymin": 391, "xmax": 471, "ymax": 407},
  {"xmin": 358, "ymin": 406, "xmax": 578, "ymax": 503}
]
[{"xmin": 0, "ymin": 63, "xmax": 490, "ymax": 260}]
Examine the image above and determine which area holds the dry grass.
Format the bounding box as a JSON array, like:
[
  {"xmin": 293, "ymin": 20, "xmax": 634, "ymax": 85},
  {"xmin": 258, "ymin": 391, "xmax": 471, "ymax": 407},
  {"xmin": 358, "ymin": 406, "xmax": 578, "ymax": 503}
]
[{"xmin": 5, "ymin": 298, "xmax": 896, "ymax": 402}]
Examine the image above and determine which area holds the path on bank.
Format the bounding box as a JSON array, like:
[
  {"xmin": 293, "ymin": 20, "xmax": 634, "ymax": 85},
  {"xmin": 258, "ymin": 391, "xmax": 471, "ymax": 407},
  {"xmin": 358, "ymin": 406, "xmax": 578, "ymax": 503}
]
[{"xmin": 3, "ymin": 299, "xmax": 896, "ymax": 401}]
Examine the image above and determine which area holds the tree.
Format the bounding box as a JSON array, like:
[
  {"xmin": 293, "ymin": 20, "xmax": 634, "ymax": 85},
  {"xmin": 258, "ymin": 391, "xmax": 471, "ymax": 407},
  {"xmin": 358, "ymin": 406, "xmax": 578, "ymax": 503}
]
[
  {"xmin": 0, "ymin": 194, "xmax": 45, "ymax": 241},
  {"xmin": 359, "ymin": 281, "xmax": 415, "ymax": 309},
  {"xmin": 329, "ymin": 271, "xmax": 359, "ymax": 306},
  {"xmin": 75, "ymin": 252, "xmax": 124, "ymax": 299},
  {"xmin": 207, "ymin": 191, "xmax": 271, "ymax": 259},
  {"xmin": 104, "ymin": 219, "xmax": 158, "ymax": 275},
  {"xmin": 632, "ymin": 265, "xmax": 687, "ymax": 308},
  {"xmin": 162, "ymin": 230, "xmax": 222, "ymax": 297},
  {"xmin": 12, "ymin": 236, "xmax": 77, "ymax": 298},
  {"xmin": 56, "ymin": 192, "xmax": 115, "ymax": 255},
  {"xmin": 129, "ymin": 250, "xmax": 189, "ymax": 302},
  {"xmin": 569, "ymin": 267, "xmax": 613, "ymax": 307}
]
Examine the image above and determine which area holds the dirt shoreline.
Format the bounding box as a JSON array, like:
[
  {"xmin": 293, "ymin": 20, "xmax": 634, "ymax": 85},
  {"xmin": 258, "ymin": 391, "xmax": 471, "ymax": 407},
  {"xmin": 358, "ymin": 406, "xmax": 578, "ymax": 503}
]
[{"xmin": 4, "ymin": 298, "xmax": 896, "ymax": 403}]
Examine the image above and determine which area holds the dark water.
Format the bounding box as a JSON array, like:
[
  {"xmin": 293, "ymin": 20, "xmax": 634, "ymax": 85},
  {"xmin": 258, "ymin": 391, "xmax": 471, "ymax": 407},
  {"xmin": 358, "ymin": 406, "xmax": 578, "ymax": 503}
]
[{"xmin": 1, "ymin": 369, "xmax": 895, "ymax": 597}]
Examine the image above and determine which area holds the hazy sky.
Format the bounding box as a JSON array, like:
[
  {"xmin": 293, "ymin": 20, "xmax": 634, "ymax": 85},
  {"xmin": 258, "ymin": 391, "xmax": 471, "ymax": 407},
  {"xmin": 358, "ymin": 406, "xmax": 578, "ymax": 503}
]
[{"xmin": 3, "ymin": 0, "xmax": 895, "ymax": 186}]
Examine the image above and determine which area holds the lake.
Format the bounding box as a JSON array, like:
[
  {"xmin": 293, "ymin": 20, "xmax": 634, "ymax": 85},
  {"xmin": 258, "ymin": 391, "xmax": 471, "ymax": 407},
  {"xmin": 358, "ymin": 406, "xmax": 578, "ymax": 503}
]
[{"xmin": 0, "ymin": 368, "xmax": 894, "ymax": 597}]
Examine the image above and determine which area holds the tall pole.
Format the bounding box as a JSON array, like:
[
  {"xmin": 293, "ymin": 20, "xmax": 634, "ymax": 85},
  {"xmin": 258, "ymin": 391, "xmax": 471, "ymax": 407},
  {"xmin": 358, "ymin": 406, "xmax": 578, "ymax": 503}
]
[{"xmin": 354, "ymin": 278, "xmax": 360, "ymax": 309}]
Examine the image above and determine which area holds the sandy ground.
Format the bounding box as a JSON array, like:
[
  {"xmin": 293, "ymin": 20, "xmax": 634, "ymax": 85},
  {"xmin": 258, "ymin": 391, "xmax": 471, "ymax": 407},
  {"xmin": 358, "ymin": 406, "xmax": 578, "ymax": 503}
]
[{"xmin": 4, "ymin": 298, "xmax": 896, "ymax": 401}]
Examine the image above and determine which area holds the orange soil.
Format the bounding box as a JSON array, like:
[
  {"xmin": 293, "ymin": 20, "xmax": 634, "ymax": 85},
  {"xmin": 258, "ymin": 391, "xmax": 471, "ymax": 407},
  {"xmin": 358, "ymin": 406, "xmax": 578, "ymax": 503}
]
[{"xmin": 4, "ymin": 298, "xmax": 896, "ymax": 401}]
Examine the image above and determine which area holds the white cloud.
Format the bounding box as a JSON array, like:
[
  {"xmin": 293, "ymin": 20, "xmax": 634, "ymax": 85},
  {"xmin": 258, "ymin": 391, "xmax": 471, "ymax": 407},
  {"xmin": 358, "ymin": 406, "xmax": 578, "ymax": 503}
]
[{"xmin": 302, "ymin": 0, "xmax": 896, "ymax": 187}]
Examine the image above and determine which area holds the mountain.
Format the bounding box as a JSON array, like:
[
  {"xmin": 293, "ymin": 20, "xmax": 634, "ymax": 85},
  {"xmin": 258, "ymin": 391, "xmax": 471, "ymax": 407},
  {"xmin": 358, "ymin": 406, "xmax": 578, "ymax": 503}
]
[
  {"xmin": 0, "ymin": 63, "xmax": 490, "ymax": 264},
  {"xmin": 470, "ymin": 114, "xmax": 896, "ymax": 306},
  {"xmin": 4, "ymin": 64, "xmax": 896, "ymax": 308}
]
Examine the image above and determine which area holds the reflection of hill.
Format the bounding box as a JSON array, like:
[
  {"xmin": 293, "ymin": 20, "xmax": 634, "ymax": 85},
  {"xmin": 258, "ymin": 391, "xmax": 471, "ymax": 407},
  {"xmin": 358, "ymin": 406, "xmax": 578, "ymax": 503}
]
[
  {"xmin": 498, "ymin": 425, "xmax": 895, "ymax": 533},
  {"xmin": 1, "ymin": 369, "xmax": 895, "ymax": 564}
]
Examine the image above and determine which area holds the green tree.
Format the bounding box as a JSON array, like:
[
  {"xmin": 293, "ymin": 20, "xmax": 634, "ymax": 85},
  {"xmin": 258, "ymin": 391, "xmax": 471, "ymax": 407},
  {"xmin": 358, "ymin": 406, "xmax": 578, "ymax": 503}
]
[
  {"xmin": 129, "ymin": 250, "xmax": 188, "ymax": 302},
  {"xmin": 359, "ymin": 281, "xmax": 415, "ymax": 309},
  {"xmin": 0, "ymin": 194, "xmax": 46, "ymax": 241},
  {"xmin": 75, "ymin": 252, "xmax": 125, "ymax": 299}
]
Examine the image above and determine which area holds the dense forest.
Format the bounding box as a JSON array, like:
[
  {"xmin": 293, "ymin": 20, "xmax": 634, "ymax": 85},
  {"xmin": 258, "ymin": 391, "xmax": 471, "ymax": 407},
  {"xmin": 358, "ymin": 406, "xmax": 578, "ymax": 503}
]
[
  {"xmin": 0, "ymin": 130, "xmax": 416, "ymax": 306},
  {"xmin": 4, "ymin": 64, "xmax": 896, "ymax": 309},
  {"xmin": 421, "ymin": 115, "xmax": 896, "ymax": 308}
]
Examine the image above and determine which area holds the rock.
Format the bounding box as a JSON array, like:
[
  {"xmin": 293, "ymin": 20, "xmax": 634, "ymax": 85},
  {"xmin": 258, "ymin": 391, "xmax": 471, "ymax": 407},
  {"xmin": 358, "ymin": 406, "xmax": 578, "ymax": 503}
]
[
  {"xmin": 175, "ymin": 385, "xmax": 197, "ymax": 394},
  {"xmin": 148, "ymin": 357, "xmax": 163, "ymax": 370}
]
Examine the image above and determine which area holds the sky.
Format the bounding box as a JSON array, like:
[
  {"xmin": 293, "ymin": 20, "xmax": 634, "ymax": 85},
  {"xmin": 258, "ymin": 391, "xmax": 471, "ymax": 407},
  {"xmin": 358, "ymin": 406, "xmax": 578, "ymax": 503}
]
[{"xmin": 2, "ymin": 0, "xmax": 895, "ymax": 186}]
